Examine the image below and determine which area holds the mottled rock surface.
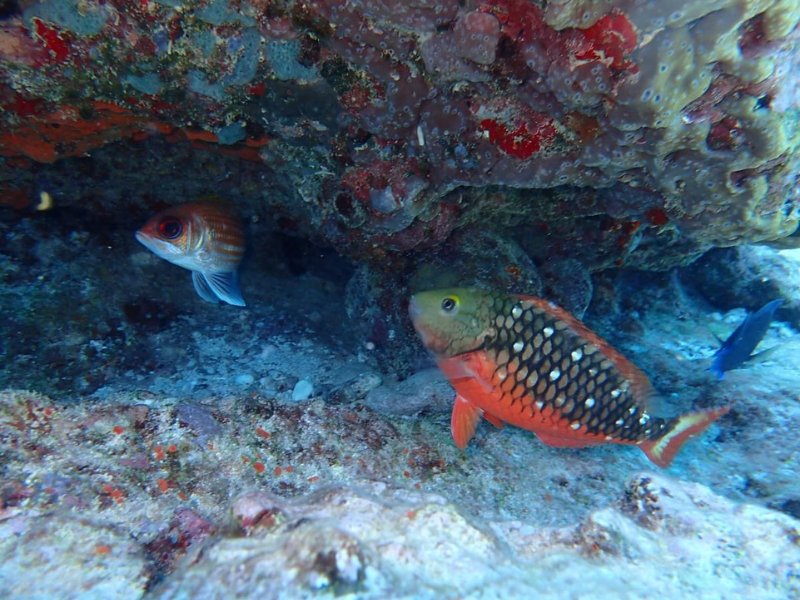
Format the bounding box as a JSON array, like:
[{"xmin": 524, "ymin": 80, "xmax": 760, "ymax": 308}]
[
  {"xmin": 5, "ymin": 472, "xmax": 797, "ymax": 599},
  {"xmin": 159, "ymin": 474, "xmax": 800, "ymax": 599},
  {"xmin": 0, "ymin": 512, "xmax": 148, "ymax": 599},
  {"xmin": 363, "ymin": 369, "xmax": 454, "ymax": 415}
]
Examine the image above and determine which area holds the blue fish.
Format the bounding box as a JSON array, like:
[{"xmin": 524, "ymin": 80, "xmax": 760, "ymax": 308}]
[{"xmin": 711, "ymin": 299, "xmax": 783, "ymax": 379}]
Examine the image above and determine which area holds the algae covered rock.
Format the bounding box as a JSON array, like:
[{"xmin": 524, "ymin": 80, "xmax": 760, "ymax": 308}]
[{"xmin": 1, "ymin": 0, "xmax": 798, "ymax": 271}]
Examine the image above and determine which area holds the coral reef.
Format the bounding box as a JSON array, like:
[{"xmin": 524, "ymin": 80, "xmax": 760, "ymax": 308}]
[
  {"xmin": 1, "ymin": 0, "xmax": 798, "ymax": 271},
  {"xmin": 2, "ymin": 203, "xmax": 800, "ymax": 596},
  {"xmin": 2, "ymin": 4, "xmax": 800, "ymax": 596},
  {"xmin": 0, "ymin": 511, "xmax": 149, "ymax": 598}
]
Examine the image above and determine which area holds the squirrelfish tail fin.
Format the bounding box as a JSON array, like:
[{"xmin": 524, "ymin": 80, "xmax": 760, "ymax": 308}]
[{"xmin": 640, "ymin": 406, "xmax": 730, "ymax": 468}]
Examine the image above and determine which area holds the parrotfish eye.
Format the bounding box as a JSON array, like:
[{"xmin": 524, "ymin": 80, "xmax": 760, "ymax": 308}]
[
  {"xmin": 441, "ymin": 296, "xmax": 459, "ymax": 313},
  {"xmin": 158, "ymin": 217, "xmax": 182, "ymax": 239}
]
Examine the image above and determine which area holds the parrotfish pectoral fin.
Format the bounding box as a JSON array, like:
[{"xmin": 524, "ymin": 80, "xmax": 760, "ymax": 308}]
[
  {"xmin": 451, "ymin": 395, "xmax": 482, "ymax": 450},
  {"xmin": 203, "ymin": 271, "xmax": 245, "ymax": 307},
  {"xmin": 437, "ymin": 354, "xmax": 494, "ymax": 393},
  {"xmin": 640, "ymin": 405, "xmax": 730, "ymax": 468},
  {"xmin": 192, "ymin": 271, "xmax": 220, "ymax": 303}
]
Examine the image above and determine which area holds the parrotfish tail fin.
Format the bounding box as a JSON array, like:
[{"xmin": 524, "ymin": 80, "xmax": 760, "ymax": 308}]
[
  {"xmin": 640, "ymin": 406, "xmax": 730, "ymax": 468},
  {"xmin": 192, "ymin": 271, "xmax": 220, "ymax": 303},
  {"xmin": 451, "ymin": 395, "xmax": 482, "ymax": 450},
  {"xmin": 202, "ymin": 271, "xmax": 246, "ymax": 307}
]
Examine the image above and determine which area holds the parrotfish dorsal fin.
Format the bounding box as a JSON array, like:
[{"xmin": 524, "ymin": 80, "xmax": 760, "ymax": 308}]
[{"xmin": 513, "ymin": 294, "xmax": 658, "ymax": 401}]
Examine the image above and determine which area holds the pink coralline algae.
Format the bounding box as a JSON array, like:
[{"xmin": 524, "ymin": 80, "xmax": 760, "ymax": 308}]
[
  {"xmin": 30, "ymin": 18, "xmax": 71, "ymax": 64},
  {"xmin": 576, "ymin": 11, "xmax": 638, "ymax": 71},
  {"xmin": 479, "ymin": 116, "xmax": 556, "ymax": 158},
  {"xmin": 0, "ymin": 0, "xmax": 798, "ymax": 269},
  {"xmin": 476, "ymin": 99, "xmax": 559, "ymax": 159}
]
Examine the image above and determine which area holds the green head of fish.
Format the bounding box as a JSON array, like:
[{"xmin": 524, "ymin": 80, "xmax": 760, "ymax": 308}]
[{"xmin": 409, "ymin": 288, "xmax": 502, "ymax": 357}]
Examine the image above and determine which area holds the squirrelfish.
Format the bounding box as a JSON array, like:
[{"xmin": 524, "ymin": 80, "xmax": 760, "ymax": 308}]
[
  {"xmin": 409, "ymin": 288, "xmax": 729, "ymax": 467},
  {"xmin": 136, "ymin": 200, "xmax": 246, "ymax": 306}
]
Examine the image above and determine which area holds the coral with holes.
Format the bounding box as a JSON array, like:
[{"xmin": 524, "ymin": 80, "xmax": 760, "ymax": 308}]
[{"xmin": 0, "ymin": 0, "xmax": 799, "ymax": 271}]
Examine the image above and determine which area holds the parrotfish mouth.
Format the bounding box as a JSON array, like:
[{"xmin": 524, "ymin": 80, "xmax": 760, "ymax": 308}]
[
  {"xmin": 408, "ymin": 297, "xmax": 438, "ymax": 351},
  {"xmin": 408, "ymin": 298, "xmax": 426, "ymax": 336},
  {"xmin": 408, "ymin": 296, "xmax": 422, "ymax": 322}
]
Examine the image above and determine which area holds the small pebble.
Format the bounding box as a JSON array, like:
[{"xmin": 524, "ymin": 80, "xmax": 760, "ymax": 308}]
[
  {"xmin": 235, "ymin": 373, "xmax": 255, "ymax": 386},
  {"xmin": 292, "ymin": 379, "xmax": 314, "ymax": 401}
]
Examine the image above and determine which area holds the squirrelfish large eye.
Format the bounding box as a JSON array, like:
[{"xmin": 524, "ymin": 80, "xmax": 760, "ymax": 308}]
[
  {"xmin": 441, "ymin": 296, "xmax": 458, "ymax": 312},
  {"xmin": 158, "ymin": 217, "xmax": 182, "ymax": 239}
]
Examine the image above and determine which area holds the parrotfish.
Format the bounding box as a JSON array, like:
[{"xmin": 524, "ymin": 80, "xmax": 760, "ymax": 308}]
[
  {"xmin": 711, "ymin": 299, "xmax": 783, "ymax": 379},
  {"xmin": 136, "ymin": 200, "xmax": 246, "ymax": 306},
  {"xmin": 409, "ymin": 288, "xmax": 729, "ymax": 468}
]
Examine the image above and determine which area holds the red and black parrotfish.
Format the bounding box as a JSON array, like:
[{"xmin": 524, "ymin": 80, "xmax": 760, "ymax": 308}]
[
  {"xmin": 135, "ymin": 200, "xmax": 246, "ymax": 306},
  {"xmin": 409, "ymin": 288, "xmax": 730, "ymax": 468}
]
